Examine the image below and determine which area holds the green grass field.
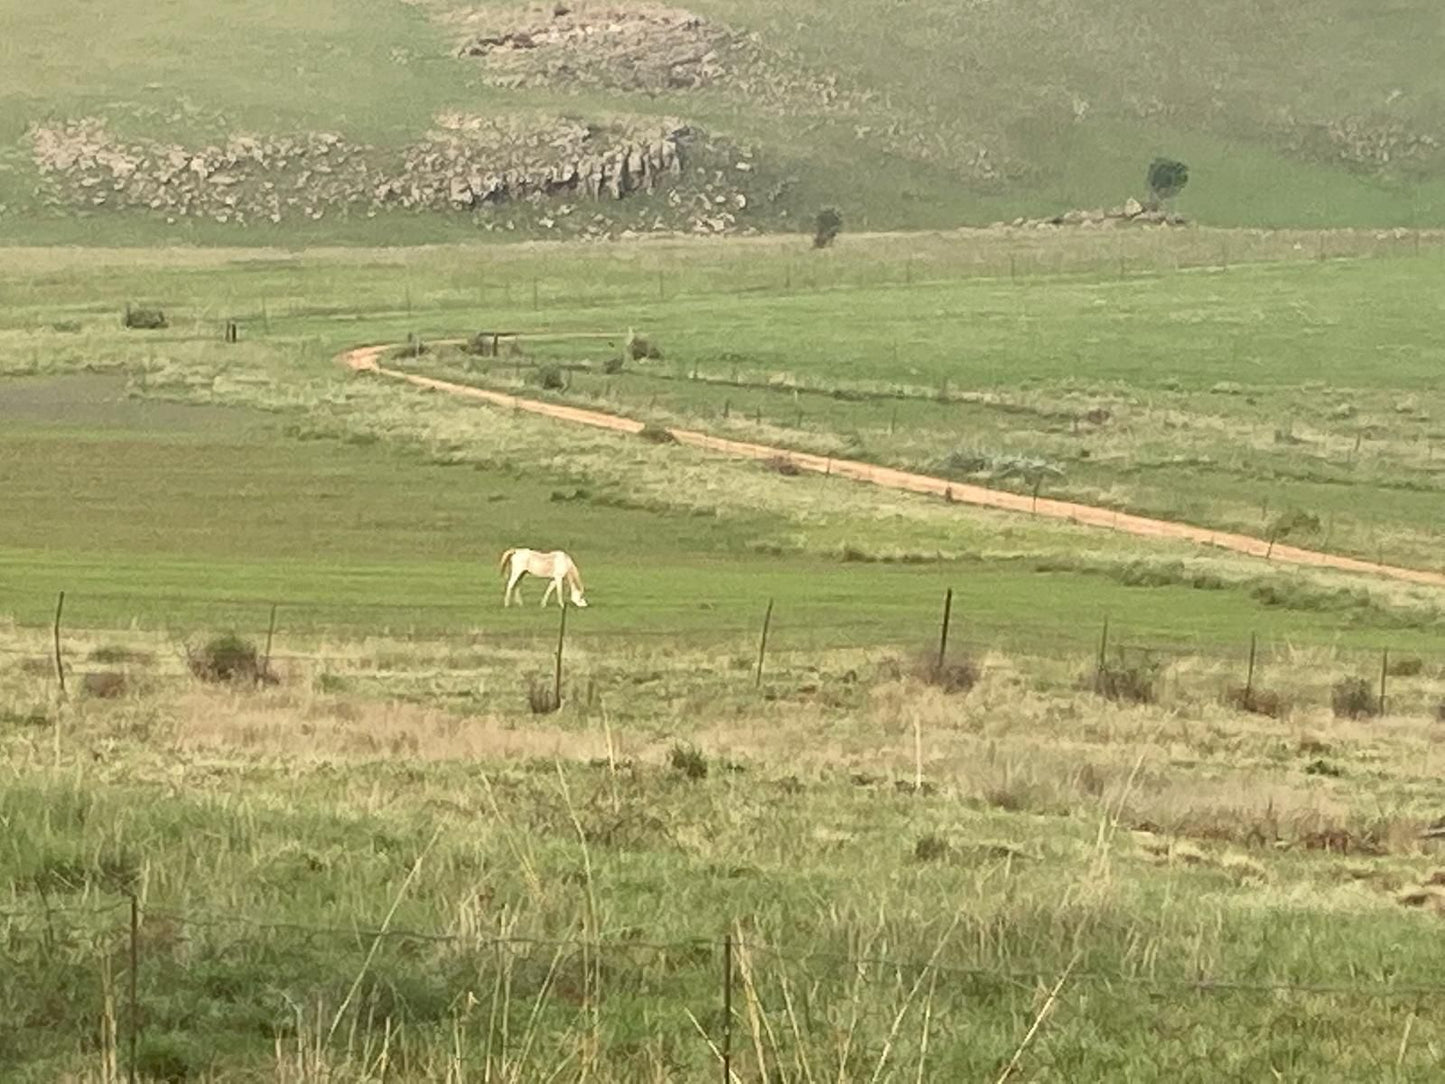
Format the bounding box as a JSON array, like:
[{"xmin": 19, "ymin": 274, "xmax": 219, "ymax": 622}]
[
  {"xmin": 2, "ymin": 0, "xmax": 1444, "ymax": 244},
  {"xmin": 4, "ymin": 231, "xmax": 1445, "ymax": 1080}
]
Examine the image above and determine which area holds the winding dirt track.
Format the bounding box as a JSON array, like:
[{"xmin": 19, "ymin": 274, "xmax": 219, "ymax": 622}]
[{"xmin": 343, "ymin": 344, "xmax": 1445, "ymax": 590}]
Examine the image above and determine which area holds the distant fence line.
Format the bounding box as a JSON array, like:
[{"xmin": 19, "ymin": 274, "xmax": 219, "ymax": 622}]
[{"xmin": 3, "ymin": 588, "xmax": 1442, "ymax": 721}]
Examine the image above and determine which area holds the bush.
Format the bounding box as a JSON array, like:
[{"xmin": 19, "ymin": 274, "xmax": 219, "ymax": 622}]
[
  {"xmin": 1434, "ymin": 701, "xmax": 1445, "ymax": 724},
  {"xmin": 812, "ymin": 207, "xmax": 843, "ymax": 249},
  {"xmin": 1146, "ymin": 157, "xmax": 1189, "ymax": 206},
  {"xmin": 1093, "ymin": 657, "xmax": 1160, "ymax": 704},
  {"xmin": 913, "ymin": 834, "xmax": 951, "ymax": 863},
  {"xmin": 392, "ymin": 333, "xmax": 427, "ymax": 359},
  {"xmin": 529, "ymin": 364, "xmax": 567, "ymax": 390},
  {"xmin": 188, "ymin": 634, "xmax": 274, "ymax": 685},
  {"xmin": 89, "ymin": 644, "xmax": 153, "ymax": 665},
  {"xmin": 123, "ymin": 305, "xmax": 168, "ymax": 330},
  {"xmin": 1331, "ymin": 677, "xmax": 1378, "ymax": 720},
  {"xmin": 914, "ymin": 653, "xmax": 979, "ymax": 694},
  {"xmin": 638, "ymin": 423, "xmax": 677, "ymax": 444},
  {"xmin": 625, "ymin": 328, "xmax": 662, "ymax": 360},
  {"xmin": 463, "ymin": 331, "xmax": 504, "ymax": 357},
  {"xmin": 603, "ymin": 352, "xmax": 626, "ymax": 374},
  {"xmin": 762, "ymin": 455, "xmax": 802, "ymax": 476},
  {"xmin": 669, "ymin": 743, "xmax": 708, "ymax": 780},
  {"xmin": 50, "ymin": 320, "xmax": 82, "ymax": 333},
  {"xmin": 526, "ymin": 678, "xmax": 559, "ymax": 714},
  {"xmin": 1386, "ymin": 655, "xmax": 1424, "ymax": 678},
  {"xmin": 1223, "ymin": 685, "xmax": 1290, "ymax": 719},
  {"xmin": 81, "ymin": 672, "xmax": 128, "ymax": 699}
]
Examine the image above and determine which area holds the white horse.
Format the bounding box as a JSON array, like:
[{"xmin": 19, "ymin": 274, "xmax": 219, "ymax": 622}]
[{"xmin": 499, "ymin": 548, "xmax": 589, "ymax": 608}]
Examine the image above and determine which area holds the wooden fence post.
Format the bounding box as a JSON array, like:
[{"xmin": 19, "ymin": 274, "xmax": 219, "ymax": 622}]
[
  {"xmin": 936, "ymin": 588, "xmax": 953, "ymax": 674},
  {"xmin": 553, "ymin": 598, "xmax": 568, "ymax": 710},
  {"xmin": 1245, "ymin": 632, "xmax": 1257, "ymax": 701},
  {"xmin": 1094, "ymin": 617, "xmax": 1110, "ymax": 693},
  {"xmin": 52, "ymin": 591, "xmax": 67, "ymax": 699},
  {"xmin": 721, "ymin": 928, "xmax": 733, "ymax": 1084},
  {"xmin": 754, "ymin": 600, "xmax": 774, "ymax": 689},
  {"xmin": 1379, "ymin": 649, "xmax": 1389, "ymax": 716},
  {"xmin": 128, "ymin": 893, "xmax": 140, "ymax": 1084},
  {"xmin": 261, "ymin": 604, "xmax": 278, "ymax": 685}
]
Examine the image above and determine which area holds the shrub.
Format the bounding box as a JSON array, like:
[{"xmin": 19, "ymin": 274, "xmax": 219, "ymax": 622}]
[
  {"xmin": 625, "ymin": 328, "xmax": 662, "ymax": 360},
  {"xmin": 529, "ymin": 364, "xmax": 566, "ymax": 390},
  {"xmin": 1093, "ymin": 657, "xmax": 1160, "ymax": 704},
  {"xmin": 1146, "ymin": 157, "xmax": 1190, "ymax": 207},
  {"xmin": 603, "ymin": 352, "xmax": 626, "ymax": 374},
  {"xmin": 1386, "ymin": 655, "xmax": 1424, "ymax": 678},
  {"xmin": 89, "ymin": 644, "xmax": 153, "ymax": 665},
  {"xmin": 1331, "ymin": 677, "xmax": 1378, "ymax": 719},
  {"xmin": 913, "ymin": 834, "xmax": 951, "ymax": 862},
  {"xmin": 526, "ymin": 678, "xmax": 559, "ymax": 714},
  {"xmin": 50, "ymin": 319, "xmax": 82, "ymax": 333},
  {"xmin": 123, "ymin": 305, "xmax": 168, "ymax": 330},
  {"xmin": 393, "ymin": 333, "xmax": 427, "ymax": 359},
  {"xmin": 1223, "ymin": 685, "xmax": 1289, "ymax": 719},
  {"xmin": 812, "ymin": 207, "xmax": 843, "ymax": 249},
  {"xmin": 638, "ymin": 423, "xmax": 677, "ymax": 444},
  {"xmin": 668, "ymin": 743, "xmax": 708, "ymax": 780},
  {"xmin": 81, "ymin": 672, "xmax": 128, "ymax": 699},
  {"xmin": 914, "ymin": 653, "xmax": 979, "ymax": 694},
  {"xmin": 1435, "ymin": 701, "xmax": 1445, "ymax": 724},
  {"xmin": 463, "ymin": 331, "xmax": 503, "ymax": 356},
  {"xmin": 762, "ymin": 455, "xmax": 802, "ymax": 476},
  {"xmin": 188, "ymin": 634, "xmax": 274, "ymax": 685}
]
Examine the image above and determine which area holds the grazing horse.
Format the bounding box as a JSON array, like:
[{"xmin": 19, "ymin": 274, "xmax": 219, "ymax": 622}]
[{"xmin": 498, "ymin": 548, "xmax": 588, "ymax": 608}]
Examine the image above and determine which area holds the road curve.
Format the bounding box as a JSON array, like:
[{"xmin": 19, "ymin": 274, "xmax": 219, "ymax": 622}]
[{"xmin": 342, "ymin": 343, "xmax": 1445, "ymax": 590}]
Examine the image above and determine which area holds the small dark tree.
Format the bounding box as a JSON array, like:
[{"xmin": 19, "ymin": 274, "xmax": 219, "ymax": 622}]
[
  {"xmin": 1146, "ymin": 158, "xmax": 1189, "ymax": 210},
  {"xmin": 813, "ymin": 207, "xmax": 843, "ymax": 249}
]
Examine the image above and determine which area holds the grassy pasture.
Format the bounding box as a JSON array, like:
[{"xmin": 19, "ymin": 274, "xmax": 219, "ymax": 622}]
[
  {"xmin": 3, "ymin": 231, "xmax": 1445, "ymax": 1080},
  {"xmin": 2, "ymin": 0, "xmax": 1445, "ymax": 243}
]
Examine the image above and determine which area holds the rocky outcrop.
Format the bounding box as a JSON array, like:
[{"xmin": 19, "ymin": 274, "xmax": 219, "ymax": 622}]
[
  {"xmin": 27, "ymin": 115, "xmax": 758, "ymax": 233},
  {"xmin": 998, "ymin": 199, "xmax": 1188, "ymax": 230}
]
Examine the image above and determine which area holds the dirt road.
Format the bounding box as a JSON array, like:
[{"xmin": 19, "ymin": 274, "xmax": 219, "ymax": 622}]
[{"xmin": 343, "ymin": 344, "xmax": 1445, "ymax": 590}]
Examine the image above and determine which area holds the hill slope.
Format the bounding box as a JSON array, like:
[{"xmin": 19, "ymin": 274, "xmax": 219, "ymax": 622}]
[{"xmin": 2, "ymin": 0, "xmax": 1442, "ymax": 244}]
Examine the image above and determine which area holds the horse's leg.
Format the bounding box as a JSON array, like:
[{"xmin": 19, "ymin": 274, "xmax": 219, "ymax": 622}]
[
  {"xmin": 505, "ymin": 567, "xmax": 524, "ymax": 607},
  {"xmin": 541, "ymin": 578, "xmax": 556, "ymax": 607}
]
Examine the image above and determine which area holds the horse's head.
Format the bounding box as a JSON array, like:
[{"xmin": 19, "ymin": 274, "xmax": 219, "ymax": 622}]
[{"xmin": 569, "ymin": 587, "xmax": 589, "ymax": 608}]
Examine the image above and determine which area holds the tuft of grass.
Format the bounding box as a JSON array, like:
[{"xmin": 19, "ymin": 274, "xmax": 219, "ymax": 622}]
[
  {"xmin": 637, "ymin": 422, "xmax": 677, "ymax": 444},
  {"xmin": 761, "ymin": 455, "xmax": 802, "ymax": 476},
  {"xmin": 89, "ymin": 644, "xmax": 153, "ymax": 665},
  {"xmin": 1223, "ymin": 684, "xmax": 1290, "ymax": 719},
  {"xmin": 1385, "ymin": 655, "xmax": 1424, "ymax": 677},
  {"xmin": 122, "ymin": 305, "xmax": 167, "ymax": 330},
  {"xmin": 1093, "ymin": 656, "xmax": 1160, "ymax": 704},
  {"xmin": 529, "ymin": 363, "xmax": 567, "ymax": 391},
  {"xmin": 187, "ymin": 634, "xmax": 274, "ymax": 685},
  {"xmin": 80, "ymin": 671, "xmax": 128, "ymax": 699},
  {"xmin": 915, "ymin": 653, "xmax": 979, "ymax": 694},
  {"xmin": 526, "ymin": 677, "xmax": 559, "ymax": 714},
  {"xmin": 668, "ymin": 742, "xmax": 708, "ymax": 780},
  {"xmin": 912, "ymin": 833, "xmax": 951, "ymax": 862},
  {"xmin": 625, "ymin": 329, "xmax": 662, "ymax": 361},
  {"xmin": 1331, "ymin": 676, "xmax": 1379, "ymax": 719}
]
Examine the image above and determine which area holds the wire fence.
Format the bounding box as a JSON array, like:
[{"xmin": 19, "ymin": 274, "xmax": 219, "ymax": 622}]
[
  {"xmin": 4, "ymin": 587, "xmax": 1443, "ymax": 720},
  {"xmin": 6, "ymin": 893, "xmax": 1445, "ymax": 1082}
]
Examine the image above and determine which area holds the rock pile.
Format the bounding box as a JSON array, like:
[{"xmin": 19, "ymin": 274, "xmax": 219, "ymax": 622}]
[
  {"xmin": 450, "ymin": 1, "xmax": 847, "ymax": 107},
  {"xmin": 459, "ymin": 2, "xmax": 740, "ymax": 91},
  {"xmin": 28, "ymin": 114, "xmax": 759, "ymax": 233},
  {"xmin": 999, "ymin": 198, "xmax": 1187, "ymax": 230}
]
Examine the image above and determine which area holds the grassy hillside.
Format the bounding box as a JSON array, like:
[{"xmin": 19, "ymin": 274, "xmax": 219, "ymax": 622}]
[{"xmin": 2, "ymin": 0, "xmax": 1443, "ymax": 243}]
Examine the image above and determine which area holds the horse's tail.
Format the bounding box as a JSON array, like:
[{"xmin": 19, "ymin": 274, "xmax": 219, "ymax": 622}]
[{"xmin": 498, "ymin": 548, "xmax": 518, "ymax": 576}]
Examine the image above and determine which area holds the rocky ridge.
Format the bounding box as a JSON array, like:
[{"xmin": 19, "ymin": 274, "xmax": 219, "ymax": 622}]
[{"xmin": 28, "ymin": 115, "xmax": 761, "ymax": 233}]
